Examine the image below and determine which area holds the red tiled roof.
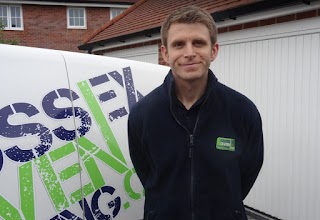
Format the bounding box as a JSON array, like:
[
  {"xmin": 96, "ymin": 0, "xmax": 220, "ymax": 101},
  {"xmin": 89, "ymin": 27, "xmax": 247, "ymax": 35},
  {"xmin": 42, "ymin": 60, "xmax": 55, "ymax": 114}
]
[
  {"xmin": 83, "ymin": 0, "xmax": 258, "ymax": 45},
  {"xmin": 18, "ymin": 0, "xmax": 137, "ymax": 3},
  {"xmin": 108, "ymin": 0, "xmax": 138, "ymax": 2}
]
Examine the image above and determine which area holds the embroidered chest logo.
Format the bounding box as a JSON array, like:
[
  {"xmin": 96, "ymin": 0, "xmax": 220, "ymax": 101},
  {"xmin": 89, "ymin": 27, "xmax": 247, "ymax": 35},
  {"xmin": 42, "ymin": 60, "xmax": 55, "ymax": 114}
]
[{"xmin": 216, "ymin": 137, "xmax": 235, "ymax": 151}]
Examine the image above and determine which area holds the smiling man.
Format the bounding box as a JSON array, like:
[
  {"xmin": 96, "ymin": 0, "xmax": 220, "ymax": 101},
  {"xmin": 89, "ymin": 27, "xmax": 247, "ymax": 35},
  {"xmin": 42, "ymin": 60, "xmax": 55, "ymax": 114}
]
[{"xmin": 128, "ymin": 6, "xmax": 264, "ymax": 220}]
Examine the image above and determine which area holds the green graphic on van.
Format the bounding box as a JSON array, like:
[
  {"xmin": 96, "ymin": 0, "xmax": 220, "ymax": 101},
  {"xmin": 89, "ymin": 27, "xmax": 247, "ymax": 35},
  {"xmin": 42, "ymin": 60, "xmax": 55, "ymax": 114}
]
[{"xmin": 216, "ymin": 137, "xmax": 235, "ymax": 151}]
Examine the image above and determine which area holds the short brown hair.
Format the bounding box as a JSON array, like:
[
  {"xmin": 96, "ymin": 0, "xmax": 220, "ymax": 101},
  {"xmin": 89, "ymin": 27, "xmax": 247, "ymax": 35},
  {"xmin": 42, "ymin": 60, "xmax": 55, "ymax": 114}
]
[{"xmin": 160, "ymin": 5, "xmax": 217, "ymax": 47}]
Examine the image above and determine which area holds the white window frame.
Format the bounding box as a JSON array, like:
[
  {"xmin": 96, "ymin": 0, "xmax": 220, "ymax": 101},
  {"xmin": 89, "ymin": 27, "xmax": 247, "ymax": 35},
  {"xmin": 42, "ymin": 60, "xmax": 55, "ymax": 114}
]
[
  {"xmin": 67, "ymin": 7, "xmax": 86, "ymax": 29},
  {"xmin": 0, "ymin": 5, "xmax": 23, "ymax": 30},
  {"xmin": 110, "ymin": 8, "xmax": 125, "ymax": 20}
]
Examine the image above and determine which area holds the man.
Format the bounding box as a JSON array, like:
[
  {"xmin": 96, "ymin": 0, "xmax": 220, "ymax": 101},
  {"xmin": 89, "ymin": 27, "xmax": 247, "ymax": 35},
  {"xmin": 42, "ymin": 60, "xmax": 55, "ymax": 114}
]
[{"xmin": 128, "ymin": 5, "xmax": 263, "ymax": 220}]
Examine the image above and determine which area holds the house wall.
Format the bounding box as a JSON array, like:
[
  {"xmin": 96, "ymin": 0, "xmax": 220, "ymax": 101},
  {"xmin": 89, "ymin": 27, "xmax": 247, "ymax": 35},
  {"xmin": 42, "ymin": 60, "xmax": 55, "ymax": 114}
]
[
  {"xmin": 2, "ymin": 4, "xmax": 111, "ymax": 52},
  {"xmin": 99, "ymin": 8, "xmax": 320, "ymax": 65}
]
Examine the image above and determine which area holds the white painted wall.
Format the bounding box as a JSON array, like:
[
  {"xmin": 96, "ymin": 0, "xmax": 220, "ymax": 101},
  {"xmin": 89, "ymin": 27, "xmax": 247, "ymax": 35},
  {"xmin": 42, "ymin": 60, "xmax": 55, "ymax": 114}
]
[
  {"xmin": 212, "ymin": 17, "xmax": 320, "ymax": 220},
  {"xmin": 103, "ymin": 44, "xmax": 159, "ymax": 64}
]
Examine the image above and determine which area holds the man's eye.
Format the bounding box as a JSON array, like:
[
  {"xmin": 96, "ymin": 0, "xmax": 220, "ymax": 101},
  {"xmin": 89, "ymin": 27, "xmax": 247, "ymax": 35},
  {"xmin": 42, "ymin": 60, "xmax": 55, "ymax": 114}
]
[
  {"xmin": 194, "ymin": 41, "xmax": 206, "ymax": 47},
  {"xmin": 193, "ymin": 40, "xmax": 207, "ymax": 47},
  {"xmin": 173, "ymin": 42, "xmax": 183, "ymax": 48}
]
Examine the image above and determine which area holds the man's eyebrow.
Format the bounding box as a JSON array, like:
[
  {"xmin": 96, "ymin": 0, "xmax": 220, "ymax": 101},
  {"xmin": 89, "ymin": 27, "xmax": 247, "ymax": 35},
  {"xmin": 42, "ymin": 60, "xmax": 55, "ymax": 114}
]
[
  {"xmin": 193, "ymin": 37, "xmax": 207, "ymax": 42},
  {"xmin": 170, "ymin": 39, "xmax": 184, "ymax": 45},
  {"xmin": 193, "ymin": 39, "xmax": 207, "ymax": 44}
]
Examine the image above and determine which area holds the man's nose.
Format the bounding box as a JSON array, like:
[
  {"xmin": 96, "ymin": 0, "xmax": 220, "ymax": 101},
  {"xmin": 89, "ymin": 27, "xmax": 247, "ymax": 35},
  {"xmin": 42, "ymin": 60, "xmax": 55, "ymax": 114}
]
[{"xmin": 184, "ymin": 43, "xmax": 196, "ymax": 58}]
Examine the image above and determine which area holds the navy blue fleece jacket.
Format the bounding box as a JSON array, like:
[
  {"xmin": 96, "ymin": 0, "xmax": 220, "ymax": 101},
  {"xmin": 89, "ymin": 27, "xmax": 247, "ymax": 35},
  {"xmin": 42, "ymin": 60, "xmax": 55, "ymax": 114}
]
[{"xmin": 128, "ymin": 70, "xmax": 264, "ymax": 220}]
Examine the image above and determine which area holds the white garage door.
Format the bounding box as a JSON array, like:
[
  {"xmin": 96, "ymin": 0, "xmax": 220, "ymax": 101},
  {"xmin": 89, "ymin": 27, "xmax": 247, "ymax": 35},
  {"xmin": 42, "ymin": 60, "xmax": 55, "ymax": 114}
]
[
  {"xmin": 103, "ymin": 44, "xmax": 158, "ymax": 64},
  {"xmin": 212, "ymin": 16, "xmax": 320, "ymax": 220}
]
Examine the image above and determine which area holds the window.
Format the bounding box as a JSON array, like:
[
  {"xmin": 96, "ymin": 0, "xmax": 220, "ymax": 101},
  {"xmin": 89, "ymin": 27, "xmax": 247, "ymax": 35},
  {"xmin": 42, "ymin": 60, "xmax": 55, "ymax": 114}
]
[
  {"xmin": 67, "ymin": 7, "xmax": 86, "ymax": 29},
  {"xmin": 110, "ymin": 8, "xmax": 125, "ymax": 19},
  {"xmin": 0, "ymin": 5, "xmax": 23, "ymax": 30}
]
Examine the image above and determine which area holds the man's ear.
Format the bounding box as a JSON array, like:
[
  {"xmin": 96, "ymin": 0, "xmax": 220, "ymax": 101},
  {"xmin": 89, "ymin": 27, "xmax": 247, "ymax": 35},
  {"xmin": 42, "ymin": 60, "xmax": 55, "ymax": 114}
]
[
  {"xmin": 161, "ymin": 45, "xmax": 169, "ymax": 64},
  {"xmin": 210, "ymin": 43, "xmax": 219, "ymax": 62}
]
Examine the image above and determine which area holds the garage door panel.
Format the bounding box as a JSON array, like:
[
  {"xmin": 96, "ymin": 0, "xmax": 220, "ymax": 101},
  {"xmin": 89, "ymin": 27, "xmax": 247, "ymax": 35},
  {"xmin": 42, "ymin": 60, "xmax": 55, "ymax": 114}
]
[
  {"xmin": 212, "ymin": 18, "xmax": 320, "ymax": 219},
  {"xmin": 104, "ymin": 45, "xmax": 159, "ymax": 64}
]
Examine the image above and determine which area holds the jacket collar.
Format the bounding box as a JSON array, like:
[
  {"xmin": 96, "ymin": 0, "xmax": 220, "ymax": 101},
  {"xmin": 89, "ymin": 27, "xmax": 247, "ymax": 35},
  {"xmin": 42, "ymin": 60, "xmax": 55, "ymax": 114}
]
[{"xmin": 164, "ymin": 69, "xmax": 218, "ymax": 102}]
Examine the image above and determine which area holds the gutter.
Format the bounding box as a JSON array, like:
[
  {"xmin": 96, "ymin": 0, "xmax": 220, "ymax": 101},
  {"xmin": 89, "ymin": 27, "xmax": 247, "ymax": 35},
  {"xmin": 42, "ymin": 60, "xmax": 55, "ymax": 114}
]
[
  {"xmin": 0, "ymin": 1, "xmax": 133, "ymax": 8},
  {"xmin": 216, "ymin": 0, "xmax": 320, "ymax": 28}
]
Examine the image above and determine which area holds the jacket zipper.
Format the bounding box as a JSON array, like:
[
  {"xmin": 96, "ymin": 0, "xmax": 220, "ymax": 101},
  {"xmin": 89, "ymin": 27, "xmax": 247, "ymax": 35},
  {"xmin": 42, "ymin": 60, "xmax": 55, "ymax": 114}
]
[
  {"xmin": 170, "ymin": 109, "xmax": 201, "ymax": 220},
  {"xmin": 169, "ymin": 81, "xmax": 213, "ymax": 220},
  {"xmin": 189, "ymin": 134, "xmax": 195, "ymax": 220},
  {"xmin": 189, "ymin": 113, "xmax": 202, "ymax": 220},
  {"xmin": 169, "ymin": 101, "xmax": 194, "ymax": 219}
]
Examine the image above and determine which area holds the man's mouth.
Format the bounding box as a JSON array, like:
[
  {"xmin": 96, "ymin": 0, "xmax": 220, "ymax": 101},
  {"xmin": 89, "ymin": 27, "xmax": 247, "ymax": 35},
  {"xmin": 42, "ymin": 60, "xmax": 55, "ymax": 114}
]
[{"xmin": 181, "ymin": 62, "xmax": 199, "ymax": 66}]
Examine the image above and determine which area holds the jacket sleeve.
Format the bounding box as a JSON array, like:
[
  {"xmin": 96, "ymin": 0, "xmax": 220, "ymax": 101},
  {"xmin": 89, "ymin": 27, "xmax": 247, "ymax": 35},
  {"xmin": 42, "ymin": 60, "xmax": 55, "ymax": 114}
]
[
  {"xmin": 240, "ymin": 107, "xmax": 264, "ymax": 199},
  {"xmin": 127, "ymin": 110, "xmax": 150, "ymax": 187}
]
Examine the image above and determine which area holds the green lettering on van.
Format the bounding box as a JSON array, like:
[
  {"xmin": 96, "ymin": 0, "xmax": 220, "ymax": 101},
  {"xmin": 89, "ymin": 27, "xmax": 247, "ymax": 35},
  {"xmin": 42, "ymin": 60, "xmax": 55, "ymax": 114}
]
[
  {"xmin": 78, "ymin": 137, "xmax": 129, "ymax": 174},
  {"xmin": 59, "ymin": 163, "xmax": 81, "ymax": 182},
  {"xmin": 1, "ymin": 162, "xmax": 35, "ymax": 220},
  {"xmin": 19, "ymin": 161, "xmax": 35, "ymax": 220},
  {"xmin": 49, "ymin": 142, "xmax": 76, "ymax": 162},
  {"xmin": 70, "ymin": 182, "xmax": 94, "ymax": 204},
  {"xmin": 124, "ymin": 168, "xmax": 144, "ymax": 200},
  {"xmin": 78, "ymin": 137, "xmax": 144, "ymax": 201},
  {"xmin": 78, "ymin": 143, "xmax": 105, "ymax": 190},
  {"xmin": 78, "ymin": 80, "xmax": 127, "ymax": 165},
  {"xmin": 34, "ymin": 154, "xmax": 69, "ymax": 212},
  {"xmin": 0, "ymin": 195, "xmax": 23, "ymax": 220}
]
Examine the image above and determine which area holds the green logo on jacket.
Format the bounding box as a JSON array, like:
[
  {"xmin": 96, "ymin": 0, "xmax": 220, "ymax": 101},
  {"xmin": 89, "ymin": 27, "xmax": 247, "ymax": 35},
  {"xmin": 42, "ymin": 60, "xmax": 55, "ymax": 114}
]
[{"xmin": 216, "ymin": 137, "xmax": 235, "ymax": 151}]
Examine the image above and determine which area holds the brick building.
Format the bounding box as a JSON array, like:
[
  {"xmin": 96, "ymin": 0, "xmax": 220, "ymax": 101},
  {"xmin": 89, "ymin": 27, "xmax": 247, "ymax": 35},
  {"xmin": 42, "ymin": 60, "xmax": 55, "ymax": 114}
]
[{"xmin": 0, "ymin": 0, "xmax": 137, "ymax": 52}]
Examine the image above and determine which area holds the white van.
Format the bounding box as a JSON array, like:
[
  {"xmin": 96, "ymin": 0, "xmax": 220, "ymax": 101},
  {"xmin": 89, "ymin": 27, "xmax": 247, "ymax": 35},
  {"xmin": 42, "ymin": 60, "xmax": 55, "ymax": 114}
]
[{"xmin": 0, "ymin": 44, "xmax": 168, "ymax": 220}]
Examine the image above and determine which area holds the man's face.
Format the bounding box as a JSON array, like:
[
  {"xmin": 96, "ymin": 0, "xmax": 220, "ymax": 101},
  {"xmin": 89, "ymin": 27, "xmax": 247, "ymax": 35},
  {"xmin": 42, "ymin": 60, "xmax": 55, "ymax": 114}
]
[{"xmin": 161, "ymin": 22, "xmax": 219, "ymax": 83}]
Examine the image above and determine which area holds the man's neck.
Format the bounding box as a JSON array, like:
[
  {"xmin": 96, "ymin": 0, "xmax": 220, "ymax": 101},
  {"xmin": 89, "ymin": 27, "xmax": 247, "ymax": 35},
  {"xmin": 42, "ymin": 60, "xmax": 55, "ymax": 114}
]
[{"xmin": 174, "ymin": 76, "xmax": 208, "ymax": 110}]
